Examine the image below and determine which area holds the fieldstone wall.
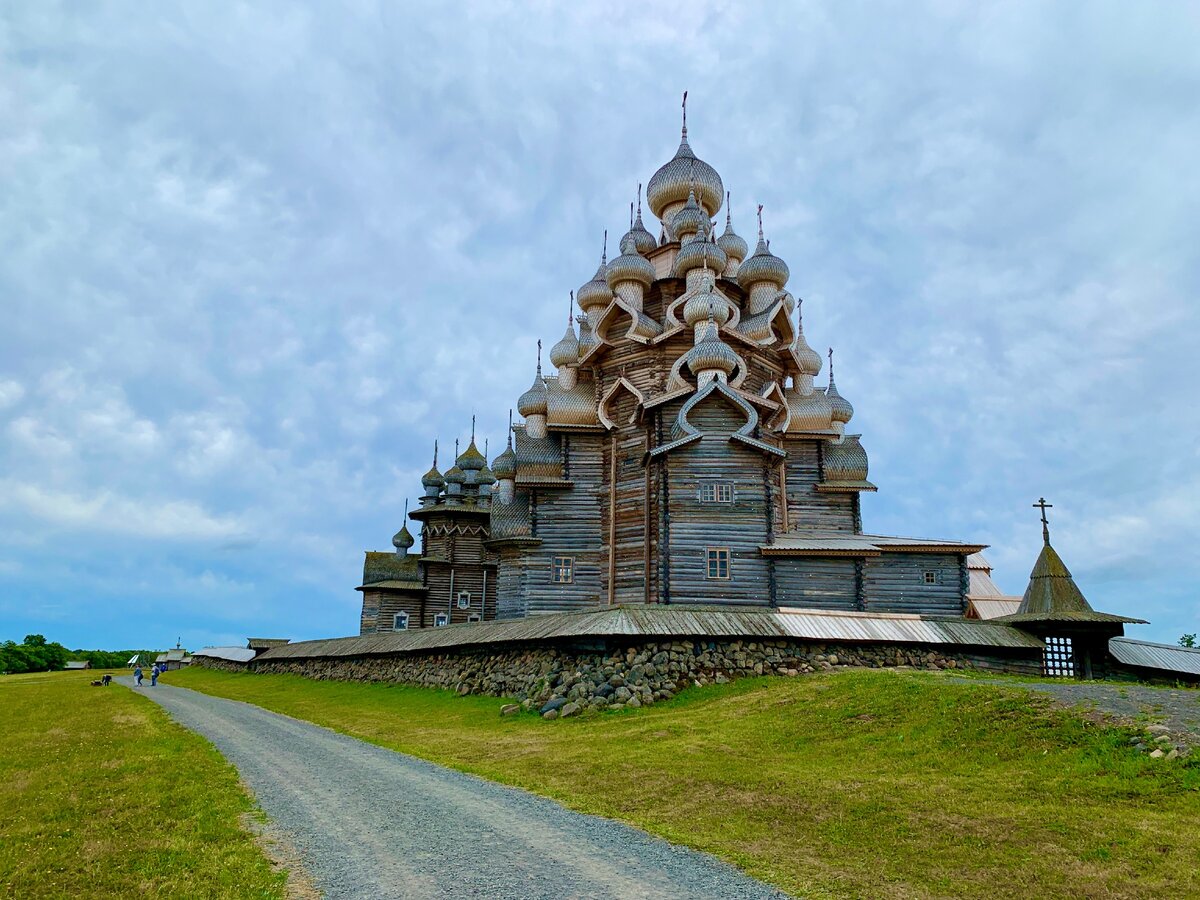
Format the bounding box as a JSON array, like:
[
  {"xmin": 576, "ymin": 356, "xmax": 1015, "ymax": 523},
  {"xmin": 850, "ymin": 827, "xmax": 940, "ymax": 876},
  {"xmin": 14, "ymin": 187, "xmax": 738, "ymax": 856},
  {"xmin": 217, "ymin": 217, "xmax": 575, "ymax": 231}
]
[
  {"xmin": 190, "ymin": 657, "xmax": 251, "ymax": 672},
  {"xmin": 237, "ymin": 638, "xmax": 1040, "ymax": 718}
]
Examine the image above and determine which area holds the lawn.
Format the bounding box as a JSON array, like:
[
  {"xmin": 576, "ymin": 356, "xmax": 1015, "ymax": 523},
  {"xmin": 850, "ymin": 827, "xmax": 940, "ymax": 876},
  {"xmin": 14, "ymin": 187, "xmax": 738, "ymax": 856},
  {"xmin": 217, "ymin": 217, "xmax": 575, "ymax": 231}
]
[
  {"xmin": 0, "ymin": 670, "xmax": 284, "ymax": 899},
  {"xmin": 171, "ymin": 666, "xmax": 1200, "ymax": 900}
]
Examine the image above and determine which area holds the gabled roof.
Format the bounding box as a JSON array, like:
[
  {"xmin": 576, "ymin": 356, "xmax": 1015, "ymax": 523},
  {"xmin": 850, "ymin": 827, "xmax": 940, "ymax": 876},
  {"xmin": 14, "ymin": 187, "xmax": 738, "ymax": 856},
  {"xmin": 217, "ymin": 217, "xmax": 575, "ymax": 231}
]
[{"xmin": 762, "ymin": 532, "xmax": 986, "ymax": 557}]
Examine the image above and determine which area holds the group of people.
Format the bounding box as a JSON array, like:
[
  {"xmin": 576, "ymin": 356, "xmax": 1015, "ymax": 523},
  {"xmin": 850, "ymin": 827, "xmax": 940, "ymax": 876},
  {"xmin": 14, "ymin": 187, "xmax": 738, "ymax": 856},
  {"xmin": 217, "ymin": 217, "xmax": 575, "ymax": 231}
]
[{"xmin": 132, "ymin": 663, "xmax": 166, "ymax": 686}]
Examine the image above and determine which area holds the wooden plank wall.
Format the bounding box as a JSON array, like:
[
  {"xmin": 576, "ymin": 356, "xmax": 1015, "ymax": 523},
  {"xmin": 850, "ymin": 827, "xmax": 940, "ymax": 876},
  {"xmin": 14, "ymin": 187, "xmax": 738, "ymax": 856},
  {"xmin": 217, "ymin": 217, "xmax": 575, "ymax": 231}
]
[
  {"xmin": 863, "ymin": 552, "xmax": 964, "ymax": 615},
  {"xmin": 662, "ymin": 397, "xmax": 772, "ymax": 606},
  {"xmin": 781, "ymin": 438, "xmax": 857, "ymax": 533},
  {"xmin": 773, "ymin": 558, "xmax": 859, "ymax": 610}
]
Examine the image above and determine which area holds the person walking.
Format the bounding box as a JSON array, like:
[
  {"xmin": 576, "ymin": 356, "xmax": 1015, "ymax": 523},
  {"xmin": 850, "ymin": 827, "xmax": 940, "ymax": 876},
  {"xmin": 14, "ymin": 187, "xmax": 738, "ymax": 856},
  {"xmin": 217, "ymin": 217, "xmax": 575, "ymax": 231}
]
[
  {"xmin": 151, "ymin": 664, "xmax": 159, "ymax": 687},
  {"xmin": 134, "ymin": 664, "xmax": 143, "ymax": 686}
]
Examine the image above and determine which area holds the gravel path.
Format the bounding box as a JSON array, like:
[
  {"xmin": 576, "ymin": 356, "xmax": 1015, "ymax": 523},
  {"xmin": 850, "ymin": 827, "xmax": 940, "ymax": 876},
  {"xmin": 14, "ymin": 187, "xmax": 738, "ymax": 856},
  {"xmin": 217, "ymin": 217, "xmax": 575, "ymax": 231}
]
[
  {"xmin": 124, "ymin": 679, "xmax": 790, "ymax": 900},
  {"xmin": 999, "ymin": 681, "xmax": 1200, "ymax": 740}
]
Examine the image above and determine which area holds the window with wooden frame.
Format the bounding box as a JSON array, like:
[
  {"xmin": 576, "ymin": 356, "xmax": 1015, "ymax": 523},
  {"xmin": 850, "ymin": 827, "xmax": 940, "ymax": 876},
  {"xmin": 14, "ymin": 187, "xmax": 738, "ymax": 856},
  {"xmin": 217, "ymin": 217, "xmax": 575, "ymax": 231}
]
[
  {"xmin": 706, "ymin": 547, "xmax": 731, "ymax": 580},
  {"xmin": 434, "ymin": 612, "xmax": 449, "ymax": 627},
  {"xmin": 467, "ymin": 613, "xmax": 481, "ymax": 623},
  {"xmin": 923, "ymin": 571, "xmax": 937, "ymax": 585},
  {"xmin": 393, "ymin": 612, "xmax": 409, "ymax": 631},
  {"xmin": 552, "ymin": 556, "xmax": 574, "ymax": 584},
  {"xmin": 456, "ymin": 591, "xmax": 472, "ymax": 610},
  {"xmin": 699, "ymin": 482, "xmax": 734, "ymax": 503}
]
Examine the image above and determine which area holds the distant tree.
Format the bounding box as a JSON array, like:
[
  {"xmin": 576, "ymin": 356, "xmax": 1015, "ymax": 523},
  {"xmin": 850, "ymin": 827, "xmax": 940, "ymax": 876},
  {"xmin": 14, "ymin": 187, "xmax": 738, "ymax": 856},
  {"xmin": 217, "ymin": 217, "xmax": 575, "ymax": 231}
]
[
  {"xmin": 1181, "ymin": 634, "xmax": 1197, "ymax": 648},
  {"xmin": 23, "ymin": 634, "xmax": 47, "ymax": 647}
]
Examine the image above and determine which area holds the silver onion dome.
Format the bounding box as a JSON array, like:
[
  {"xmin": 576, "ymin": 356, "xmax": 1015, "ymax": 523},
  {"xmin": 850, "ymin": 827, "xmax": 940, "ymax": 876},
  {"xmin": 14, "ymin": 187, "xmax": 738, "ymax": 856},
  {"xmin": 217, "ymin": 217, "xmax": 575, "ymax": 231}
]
[
  {"xmin": 628, "ymin": 187, "xmax": 658, "ymax": 256},
  {"xmin": 673, "ymin": 232, "xmax": 727, "ymax": 278},
  {"xmin": 476, "ymin": 461, "xmax": 496, "ymax": 487},
  {"xmin": 793, "ymin": 299, "xmax": 822, "ymax": 376},
  {"xmin": 391, "ymin": 523, "xmax": 415, "ymax": 551},
  {"xmin": 576, "ymin": 314, "xmax": 598, "ymax": 359},
  {"xmin": 737, "ymin": 237, "xmax": 790, "ymax": 290},
  {"xmin": 492, "ymin": 443, "xmax": 516, "ymax": 480},
  {"xmin": 421, "ymin": 442, "xmax": 444, "ymax": 488},
  {"xmin": 826, "ymin": 350, "xmax": 854, "ymax": 424},
  {"xmin": 717, "ymin": 197, "xmax": 748, "ymax": 263},
  {"xmin": 670, "ymin": 189, "xmax": 709, "ymax": 241},
  {"xmin": 647, "ymin": 97, "xmax": 723, "ymax": 219},
  {"xmin": 824, "ymin": 435, "xmax": 869, "ymax": 482},
  {"xmin": 685, "ymin": 319, "xmax": 739, "ymax": 379},
  {"xmin": 606, "ymin": 232, "xmax": 655, "ymax": 287},
  {"xmin": 577, "ymin": 236, "xmax": 613, "ymax": 311},
  {"xmin": 683, "ymin": 281, "xmax": 731, "ymax": 328},
  {"xmin": 517, "ymin": 373, "xmax": 548, "ymax": 417},
  {"xmin": 549, "ymin": 321, "xmax": 579, "ymax": 369}
]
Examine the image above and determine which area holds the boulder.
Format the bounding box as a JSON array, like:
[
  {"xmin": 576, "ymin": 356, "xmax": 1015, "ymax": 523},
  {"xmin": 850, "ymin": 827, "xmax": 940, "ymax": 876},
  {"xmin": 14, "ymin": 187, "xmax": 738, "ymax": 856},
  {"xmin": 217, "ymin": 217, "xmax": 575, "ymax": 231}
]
[
  {"xmin": 540, "ymin": 697, "xmax": 567, "ymax": 715},
  {"xmin": 542, "ymin": 709, "xmax": 559, "ymax": 720},
  {"xmin": 561, "ymin": 702, "xmax": 581, "ymax": 718}
]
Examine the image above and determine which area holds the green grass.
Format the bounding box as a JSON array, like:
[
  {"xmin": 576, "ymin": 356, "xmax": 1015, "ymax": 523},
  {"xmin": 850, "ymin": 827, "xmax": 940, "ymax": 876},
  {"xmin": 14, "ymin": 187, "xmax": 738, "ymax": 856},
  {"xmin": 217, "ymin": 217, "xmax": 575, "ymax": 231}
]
[
  {"xmin": 0, "ymin": 670, "xmax": 284, "ymax": 899},
  {"xmin": 172, "ymin": 666, "xmax": 1200, "ymax": 900}
]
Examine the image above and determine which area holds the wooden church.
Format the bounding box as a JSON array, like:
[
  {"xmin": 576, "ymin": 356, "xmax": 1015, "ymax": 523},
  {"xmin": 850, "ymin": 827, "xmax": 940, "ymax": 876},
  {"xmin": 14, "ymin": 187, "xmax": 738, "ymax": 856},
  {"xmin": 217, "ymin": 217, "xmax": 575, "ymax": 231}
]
[{"xmin": 358, "ymin": 97, "xmax": 999, "ymax": 635}]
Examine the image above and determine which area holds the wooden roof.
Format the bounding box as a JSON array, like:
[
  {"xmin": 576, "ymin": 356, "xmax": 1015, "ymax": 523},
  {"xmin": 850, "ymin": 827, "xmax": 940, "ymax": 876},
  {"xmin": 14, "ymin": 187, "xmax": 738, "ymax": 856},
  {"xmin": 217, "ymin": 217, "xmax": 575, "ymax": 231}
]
[{"xmin": 996, "ymin": 541, "xmax": 1146, "ymax": 625}]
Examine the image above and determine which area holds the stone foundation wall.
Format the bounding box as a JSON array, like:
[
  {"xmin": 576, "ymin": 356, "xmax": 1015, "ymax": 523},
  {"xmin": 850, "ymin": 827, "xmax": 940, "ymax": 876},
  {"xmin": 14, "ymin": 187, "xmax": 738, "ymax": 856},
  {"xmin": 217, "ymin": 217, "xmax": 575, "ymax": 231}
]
[
  {"xmin": 241, "ymin": 638, "xmax": 1041, "ymax": 715},
  {"xmin": 191, "ymin": 657, "xmax": 251, "ymax": 672}
]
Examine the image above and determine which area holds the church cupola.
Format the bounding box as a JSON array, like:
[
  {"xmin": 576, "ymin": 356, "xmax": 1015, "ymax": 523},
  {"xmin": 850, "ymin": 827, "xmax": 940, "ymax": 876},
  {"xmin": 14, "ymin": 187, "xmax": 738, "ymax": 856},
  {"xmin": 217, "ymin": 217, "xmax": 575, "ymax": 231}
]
[
  {"xmin": 549, "ymin": 293, "xmax": 580, "ymax": 390},
  {"xmin": 456, "ymin": 417, "xmax": 487, "ymax": 488},
  {"xmin": 576, "ymin": 233, "xmax": 613, "ymax": 328},
  {"xmin": 716, "ymin": 192, "xmax": 748, "ymax": 278},
  {"xmin": 392, "ymin": 500, "xmax": 415, "ymax": 557},
  {"xmin": 683, "ymin": 274, "xmax": 731, "ymax": 340},
  {"xmin": 826, "ymin": 348, "xmax": 854, "ymax": 436},
  {"xmin": 670, "ymin": 187, "xmax": 710, "ymax": 245},
  {"xmin": 673, "ymin": 219, "xmax": 728, "ymax": 288},
  {"xmin": 737, "ymin": 206, "xmax": 790, "ymax": 316},
  {"xmin": 517, "ymin": 341, "xmax": 549, "ymax": 438},
  {"xmin": 791, "ymin": 297, "xmax": 823, "ymax": 394},
  {"xmin": 443, "ymin": 439, "xmax": 467, "ymax": 501},
  {"xmin": 605, "ymin": 231, "xmax": 655, "ymax": 309},
  {"xmin": 476, "ymin": 439, "xmax": 496, "ymax": 498},
  {"xmin": 420, "ymin": 441, "xmax": 444, "ymax": 502},
  {"xmin": 647, "ymin": 92, "xmax": 724, "ymax": 234},
  {"xmin": 627, "ymin": 185, "xmax": 658, "ymax": 256},
  {"xmin": 491, "ymin": 411, "xmax": 517, "ymax": 504},
  {"xmin": 576, "ymin": 313, "xmax": 597, "ymax": 359},
  {"xmin": 685, "ymin": 307, "xmax": 739, "ymax": 385}
]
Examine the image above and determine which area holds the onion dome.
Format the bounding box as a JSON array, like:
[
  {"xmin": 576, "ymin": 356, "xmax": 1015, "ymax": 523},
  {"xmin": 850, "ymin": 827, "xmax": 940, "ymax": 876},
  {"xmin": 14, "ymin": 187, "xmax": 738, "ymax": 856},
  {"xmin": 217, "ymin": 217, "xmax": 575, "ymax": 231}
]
[
  {"xmin": 443, "ymin": 463, "xmax": 466, "ymax": 485},
  {"xmin": 476, "ymin": 440, "xmax": 496, "ymax": 488},
  {"xmin": 457, "ymin": 437, "xmax": 486, "ymax": 472},
  {"xmin": 787, "ymin": 389, "xmax": 833, "ymax": 432},
  {"xmin": 392, "ymin": 523, "xmax": 415, "ymax": 551},
  {"xmin": 605, "ymin": 232, "xmax": 655, "ymax": 288},
  {"xmin": 517, "ymin": 342, "xmax": 548, "ymax": 417},
  {"xmin": 647, "ymin": 93, "xmax": 724, "ymax": 219},
  {"xmin": 577, "ymin": 234, "xmax": 613, "ymax": 311},
  {"xmin": 673, "ymin": 230, "xmax": 727, "ymax": 278},
  {"xmin": 670, "ymin": 188, "xmax": 710, "ymax": 242},
  {"xmin": 549, "ymin": 297, "xmax": 579, "ymax": 369},
  {"xmin": 421, "ymin": 441, "xmax": 444, "ymax": 489},
  {"xmin": 717, "ymin": 194, "xmax": 748, "ymax": 264},
  {"xmin": 737, "ymin": 207, "xmax": 790, "ymax": 290},
  {"xmin": 492, "ymin": 412, "xmax": 517, "ymax": 479},
  {"xmin": 628, "ymin": 186, "xmax": 658, "ymax": 256},
  {"xmin": 793, "ymin": 298, "xmax": 822, "ymax": 376},
  {"xmin": 683, "ymin": 280, "xmax": 731, "ymax": 329},
  {"xmin": 826, "ymin": 349, "xmax": 854, "ymax": 424},
  {"xmin": 685, "ymin": 316, "xmax": 739, "ymax": 380}
]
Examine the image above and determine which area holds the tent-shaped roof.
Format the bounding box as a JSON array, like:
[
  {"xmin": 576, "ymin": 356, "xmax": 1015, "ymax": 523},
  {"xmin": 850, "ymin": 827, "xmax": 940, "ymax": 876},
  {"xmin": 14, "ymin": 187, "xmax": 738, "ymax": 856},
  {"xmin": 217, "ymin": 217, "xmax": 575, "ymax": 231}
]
[{"xmin": 997, "ymin": 541, "xmax": 1145, "ymax": 626}]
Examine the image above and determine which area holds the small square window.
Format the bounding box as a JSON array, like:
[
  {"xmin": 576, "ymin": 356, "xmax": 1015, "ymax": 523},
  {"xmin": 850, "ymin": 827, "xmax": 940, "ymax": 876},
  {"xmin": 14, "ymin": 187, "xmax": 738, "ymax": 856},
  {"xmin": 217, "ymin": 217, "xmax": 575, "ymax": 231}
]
[
  {"xmin": 923, "ymin": 571, "xmax": 937, "ymax": 585},
  {"xmin": 434, "ymin": 612, "xmax": 449, "ymax": 627},
  {"xmin": 393, "ymin": 612, "xmax": 409, "ymax": 631},
  {"xmin": 456, "ymin": 591, "xmax": 472, "ymax": 610},
  {"xmin": 552, "ymin": 556, "xmax": 574, "ymax": 584},
  {"xmin": 706, "ymin": 548, "xmax": 731, "ymax": 580},
  {"xmin": 467, "ymin": 613, "xmax": 481, "ymax": 623},
  {"xmin": 699, "ymin": 483, "xmax": 733, "ymax": 503}
]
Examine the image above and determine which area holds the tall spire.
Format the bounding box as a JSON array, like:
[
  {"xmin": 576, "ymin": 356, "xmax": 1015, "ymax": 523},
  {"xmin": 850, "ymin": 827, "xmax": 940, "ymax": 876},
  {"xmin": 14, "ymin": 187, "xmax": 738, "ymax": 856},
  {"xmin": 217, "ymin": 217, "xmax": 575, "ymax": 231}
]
[
  {"xmin": 630, "ymin": 202, "xmax": 634, "ymax": 230},
  {"xmin": 507, "ymin": 409, "xmax": 513, "ymax": 448},
  {"xmin": 1034, "ymin": 497, "xmax": 1054, "ymax": 545},
  {"xmin": 471, "ymin": 414, "xmax": 476, "ymax": 442},
  {"xmin": 433, "ymin": 439, "xmax": 438, "ymax": 468}
]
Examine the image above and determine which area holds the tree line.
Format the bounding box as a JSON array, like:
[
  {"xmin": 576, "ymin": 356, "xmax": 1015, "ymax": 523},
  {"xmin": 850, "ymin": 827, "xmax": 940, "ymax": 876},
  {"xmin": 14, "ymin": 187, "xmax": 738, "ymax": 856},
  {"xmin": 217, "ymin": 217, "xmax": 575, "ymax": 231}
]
[{"xmin": 0, "ymin": 634, "xmax": 163, "ymax": 674}]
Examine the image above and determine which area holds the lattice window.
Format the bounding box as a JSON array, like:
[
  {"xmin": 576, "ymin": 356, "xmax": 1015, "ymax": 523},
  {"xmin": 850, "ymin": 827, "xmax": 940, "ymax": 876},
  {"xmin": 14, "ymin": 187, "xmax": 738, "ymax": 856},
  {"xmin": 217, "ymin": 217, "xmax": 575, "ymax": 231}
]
[
  {"xmin": 393, "ymin": 612, "xmax": 409, "ymax": 631},
  {"xmin": 923, "ymin": 571, "xmax": 937, "ymax": 585},
  {"xmin": 1043, "ymin": 636, "xmax": 1074, "ymax": 677},
  {"xmin": 552, "ymin": 556, "xmax": 574, "ymax": 584},
  {"xmin": 706, "ymin": 547, "xmax": 731, "ymax": 580},
  {"xmin": 699, "ymin": 483, "xmax": 734, "ymax": 503}
]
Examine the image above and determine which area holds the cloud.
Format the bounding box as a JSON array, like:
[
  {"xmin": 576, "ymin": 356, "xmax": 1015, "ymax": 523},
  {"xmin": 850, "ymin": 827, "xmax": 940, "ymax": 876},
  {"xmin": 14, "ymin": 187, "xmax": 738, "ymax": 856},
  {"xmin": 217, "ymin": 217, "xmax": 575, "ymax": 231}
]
[{"xmin": 0, "ymin": 1, "xmax": 1197, "ymax": 648}]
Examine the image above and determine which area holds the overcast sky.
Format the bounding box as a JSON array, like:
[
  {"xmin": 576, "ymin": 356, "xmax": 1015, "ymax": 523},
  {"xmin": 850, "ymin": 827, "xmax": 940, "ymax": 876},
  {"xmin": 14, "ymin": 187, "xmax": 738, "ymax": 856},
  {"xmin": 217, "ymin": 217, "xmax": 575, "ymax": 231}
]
[{"xmin": 2, "ymin": 2, "xmax": 1197, "ymax": 651}]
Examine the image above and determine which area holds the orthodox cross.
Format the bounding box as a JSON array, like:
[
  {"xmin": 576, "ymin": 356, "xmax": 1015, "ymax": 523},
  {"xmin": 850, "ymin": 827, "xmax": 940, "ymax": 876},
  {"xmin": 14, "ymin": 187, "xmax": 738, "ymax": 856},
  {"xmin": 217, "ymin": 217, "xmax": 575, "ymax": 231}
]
[
  {"xmin": 471, "ymin": 414, "xmax": 476, "ymax": 443},
  {"xmin": 681, "ymin": 90, "xmax": 688, "ymax": 138},
  {"xmin": 1033, "ymin": 497, "xmax": 1053, "ymax": 544},
  {"xmin": 756, "ymin": 204, "xmax": 764, "ymax": 241}
]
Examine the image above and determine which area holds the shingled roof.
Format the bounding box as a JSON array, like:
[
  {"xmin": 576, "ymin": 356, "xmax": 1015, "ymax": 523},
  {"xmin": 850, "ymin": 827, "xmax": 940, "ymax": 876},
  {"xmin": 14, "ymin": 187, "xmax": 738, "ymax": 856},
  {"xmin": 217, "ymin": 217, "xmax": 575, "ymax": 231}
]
[{"xmin": 997, "ymin": 541, "xmax": 1146, "ymax": 626}]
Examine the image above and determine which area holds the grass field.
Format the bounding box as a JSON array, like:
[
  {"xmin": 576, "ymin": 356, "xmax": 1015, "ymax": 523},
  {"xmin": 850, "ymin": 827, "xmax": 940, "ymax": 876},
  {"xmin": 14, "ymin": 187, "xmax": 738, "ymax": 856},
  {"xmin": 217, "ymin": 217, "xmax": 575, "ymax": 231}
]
[
  {"xmin": 0, "ymin": 670, "xmax": 284, "ymax": 899},
  {"xmin": 172, "ymin": 666, "xmax": 1200, "ymax": 900}
]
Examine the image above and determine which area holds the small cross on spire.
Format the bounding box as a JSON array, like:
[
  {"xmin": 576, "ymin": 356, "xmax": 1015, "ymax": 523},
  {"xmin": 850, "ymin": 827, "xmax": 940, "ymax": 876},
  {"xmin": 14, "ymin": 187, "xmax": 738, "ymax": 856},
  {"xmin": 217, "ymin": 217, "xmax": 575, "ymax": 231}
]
[
  {"xmin": 756, "ymin": 204, "xmax": 764, "ymax": 241},
  {"xmin": 681, "ymin": 90, "xmax": 688, "ymax": 139},
  {"xmin": 536, "ymin": 339, "xmax": 542, "ymax": 375},
  {"xmin": 1033, "ymin": 497, "xmax": 1054, "ymax": 545},
  {"xmin": 471, "ymin": 414, "xmax": 476, "ymax": 442}
]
